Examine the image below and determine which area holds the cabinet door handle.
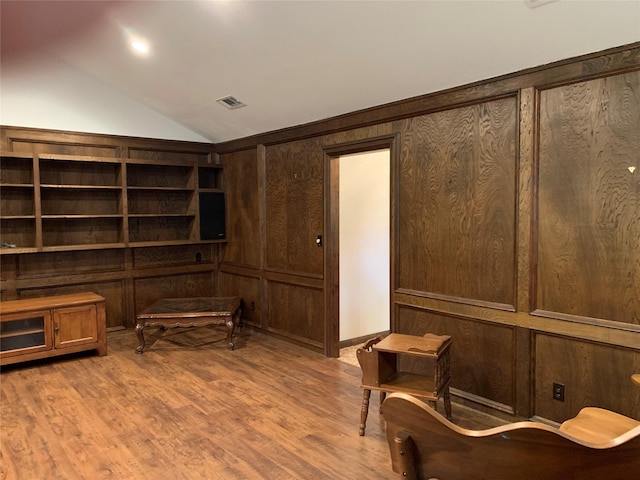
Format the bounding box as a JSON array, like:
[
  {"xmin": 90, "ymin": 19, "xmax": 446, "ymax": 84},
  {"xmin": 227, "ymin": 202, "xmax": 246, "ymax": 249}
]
[{"xmin": 54, "ymin": 324, "xmax": 59, "ymax": 333}]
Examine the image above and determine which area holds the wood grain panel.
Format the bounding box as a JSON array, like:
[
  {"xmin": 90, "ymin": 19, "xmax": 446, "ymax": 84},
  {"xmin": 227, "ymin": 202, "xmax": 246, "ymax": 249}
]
[
  {"xmin": 536, "ymin": 71, "xmax": 640, "ymax": 327},
  {"xmin": 17, "ymin": 281, "xmax": 125, "ymax": 329},
  {"xmin": 220, "ymin": 149, "xmax": 261, "ymax": 268},
  {"xmin": 517, "ymin": 88, "xmax": 535, "ymax": 313},
  {"xmin": 17, "ymin": 249, "xmax": 124, "ymax": 277},
  {"xmin": 0, "ymin": 218, "xmax": 36, "ymax": 250},
  {"xmin": 534, "ymin": 333, "xmax": 640, "ymax": 422},
  {"xmin": 132, "ymin": 244, "xmax": 216, "ymax": 268},
  {"xmin": 41, "ymin": 218, "xmax": 123, "ymax": 246},
  {"xmin": 266, "ymin": 280, "xmax": 324, "ymax": 345},
  {"xmin": 133, "ymin": 273, "xmax": 214, "ymax": 317},
  {"xmin": 396, "ymin": 305, "xmax": 516, "ymax": 410},
  {"xmin": 265, "ymin": 139, "xmax": 324, "ymax": 276},
  {"xmin": 10, "ymin": 141, "xmax": 118, "ymax": 157},
  {"xmin": 1, "ymin": 256, "xmax": 16, "ymax": 283},
  {"xmin": 397, "ymin": 97, "xmax": 518, "ymax": 307},
  {"xmin": 217, "ymin": 270, "xmax": 261, "ymax": 328},
  {"xmin": 127, "ymin": 148, "xmax": 211, "ymax": 163},
  {"xmin": 322, "ymin": 122, "xmax": 394, "ymax": 146}
]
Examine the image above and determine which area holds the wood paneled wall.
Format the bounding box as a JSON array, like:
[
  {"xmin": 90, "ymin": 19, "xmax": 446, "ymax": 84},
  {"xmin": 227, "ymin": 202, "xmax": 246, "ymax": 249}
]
[
  {"xmin": 535, "ymin": 72, "xmax": 640, "ymax": 326},
  {"xmin": 396, "ymin": 97, "xmax": 517, "ymax": 309},
  {"xmin": 217, "ymin": 43, "xmax": 640, "ymax": 423},
  {"xmin": 265, "ymin": 139, "xmax": 324, "ymax": 276}
]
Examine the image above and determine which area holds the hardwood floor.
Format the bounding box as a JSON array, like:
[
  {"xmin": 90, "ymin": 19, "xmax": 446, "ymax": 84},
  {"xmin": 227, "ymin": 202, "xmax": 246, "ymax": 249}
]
[{"xmin": 1, "ymin": 327, "xmax": 504, "ymax": 480}]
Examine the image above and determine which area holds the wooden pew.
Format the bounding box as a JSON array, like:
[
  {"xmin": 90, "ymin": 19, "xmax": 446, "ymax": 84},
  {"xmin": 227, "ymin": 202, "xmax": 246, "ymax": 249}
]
[{"xmin": 381, "ymin": 392, "xmax": 640, "ymax": 480}]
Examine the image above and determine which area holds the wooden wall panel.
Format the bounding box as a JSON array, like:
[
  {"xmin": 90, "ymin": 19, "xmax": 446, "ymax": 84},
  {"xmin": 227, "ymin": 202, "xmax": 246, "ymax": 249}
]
[
  {"xmin": 17, "ymin": 249, "xmax": 124, "ymax": 277},
  {"xmin": 536, "ymin": 71, "xmax": 640, "ymax": 328},
  {"xmin": 10, "ymin": 141, "xmax": 118, "ymax": 157},
  {"xmin": 266, "ymin": 280, "xmax": 324, "ymax": 346},
  {"xmin": 17, "ymin": 281, "xmax": 125, "ymax": 330},
  {"xmin": 127, "ymin": 148, "xmax": 210, "ymax": 163},
  {"xmin": 397, "ymin": 97, "xmax": 518, "ymax": 309},
  {"xmin": 534, "ymin": 333, "xmax": 640, "ymax": 422},
  {"xmin": 220, "ymin": 149, "xmax": 261, "ymax": 268},
  {"xmin": 133, "ymin": 273, "xmax": 214, "ymax": 317},
  {"xmin": 0, "ymin": 256, "xmax": 16, "ymax": 284},
  {"xmin": 132, "ymin": 245, "xmax": 215, "ymax": 268},
  {"xmin": 396, "ymin": 305, "xmax": 516, "ymax": 411},
  {"xmin": 265, "ymin": 139, "xmax": 324, "ymax": 276},
  {"xmin": 322, "ymin": 122, "xmax": 394, "ymax": 147},
  {"xmin": 217, "ymin": 271, "xmax": 261, "ymax": 328}
]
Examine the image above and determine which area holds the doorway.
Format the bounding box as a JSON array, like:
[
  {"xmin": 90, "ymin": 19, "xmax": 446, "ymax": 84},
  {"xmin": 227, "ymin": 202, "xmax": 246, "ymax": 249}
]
[
  {"xmin": 323, "ymin": 136, "xmax": 396, "ymax": 357},
  {"xmin": 339, "ymin": 149, "xmax": 391, "ymax": 343}
]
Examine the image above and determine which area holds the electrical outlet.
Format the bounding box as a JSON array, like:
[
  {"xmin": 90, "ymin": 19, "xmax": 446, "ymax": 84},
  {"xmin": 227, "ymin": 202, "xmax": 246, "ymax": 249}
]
[
  {"xmin": 250, "ymin": 301, "xmax": 255, "ymax": 311},
  {"xmin": 553, "ymin": 382, "xmax": 565, "ymax": 402}
]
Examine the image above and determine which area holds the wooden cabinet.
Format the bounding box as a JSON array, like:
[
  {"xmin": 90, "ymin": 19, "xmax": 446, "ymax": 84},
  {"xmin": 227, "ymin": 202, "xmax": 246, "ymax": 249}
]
[
  {"xmin": 0, "ymin": 293, "xmax": 107, "ymax": 366},
  {"xmin": 0, "ymin": 152, "xmax": 225, "ymax": 253}
]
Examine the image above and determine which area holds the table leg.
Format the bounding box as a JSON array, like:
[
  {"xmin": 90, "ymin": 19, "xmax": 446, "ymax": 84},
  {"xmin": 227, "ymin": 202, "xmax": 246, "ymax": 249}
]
[
  {"xmin": 225, "ymin": 316, "xmax": 235, "ymax": 350},
  {"xmin": 359, "ymin": 388, "xmax": 371, "ymax": 436},
  {"xmin": 135, "ymin": 323, "xmax": 145, "ymax": 354},
  {"xmin": 235, "ymin": 307, "xmax": 243, "ymax": 330}
]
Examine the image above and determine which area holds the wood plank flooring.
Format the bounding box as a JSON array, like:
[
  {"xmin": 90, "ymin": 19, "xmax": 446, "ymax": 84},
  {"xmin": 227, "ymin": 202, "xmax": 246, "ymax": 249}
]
[{"xmin": 1, "ymin": 327, "xmax": 504, "ymax": 480}]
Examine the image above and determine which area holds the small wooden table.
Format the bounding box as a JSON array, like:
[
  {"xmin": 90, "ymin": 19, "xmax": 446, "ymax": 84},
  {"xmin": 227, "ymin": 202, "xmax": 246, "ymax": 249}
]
[
  {"xmin": 135, "ymin": 296, "xmax": 241, "ymax": 354},
  {"xmin": 356, "ymin": 332, "xmax": 452, "ymax": 436}
]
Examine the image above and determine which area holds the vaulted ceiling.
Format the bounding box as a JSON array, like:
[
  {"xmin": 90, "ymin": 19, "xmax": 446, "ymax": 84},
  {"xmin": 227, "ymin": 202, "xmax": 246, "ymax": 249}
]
[{"xmin": 2, "ymin": 0, "xmax": 639, "ymax": 143}]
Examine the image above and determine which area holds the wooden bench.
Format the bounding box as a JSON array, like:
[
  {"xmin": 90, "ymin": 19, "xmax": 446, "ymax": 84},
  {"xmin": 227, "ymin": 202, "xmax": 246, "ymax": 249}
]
[{"xmin": 381, "ymin": 392, "xmax": 640, "ymax": 480}]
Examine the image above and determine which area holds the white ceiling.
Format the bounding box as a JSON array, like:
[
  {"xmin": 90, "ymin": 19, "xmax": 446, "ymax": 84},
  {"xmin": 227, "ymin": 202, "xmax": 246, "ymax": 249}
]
[{"xmin": 2, "ymin": 0, "xmax": 640, "ymax": 143}]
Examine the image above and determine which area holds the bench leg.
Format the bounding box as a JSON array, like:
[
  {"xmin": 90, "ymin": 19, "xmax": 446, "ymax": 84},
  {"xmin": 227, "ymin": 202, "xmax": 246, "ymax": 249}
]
[
  {"xmin": 379, "ymin": 391, "xmax": 387, "ymax": 413},
  {"xmin": 392, "ymin": 432, "xmax": 418, "ymax": 480},
  {"xmin": 444, "ymin": 387, "xmax": 452, "ymax": 421},
  {"xmin": 359, "ymin": 388, "xmax": 371, "ymax": 436}
]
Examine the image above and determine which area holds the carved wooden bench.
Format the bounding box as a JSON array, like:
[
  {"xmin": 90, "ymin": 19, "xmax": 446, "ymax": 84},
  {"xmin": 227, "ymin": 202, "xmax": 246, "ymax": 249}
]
[{"xmin": 382, "ymin": 392, "xmax": 640, "ymax": 480}]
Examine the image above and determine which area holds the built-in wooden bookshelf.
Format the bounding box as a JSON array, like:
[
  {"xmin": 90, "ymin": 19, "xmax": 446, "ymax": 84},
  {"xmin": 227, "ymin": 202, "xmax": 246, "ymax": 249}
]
[
  {"xmin": 0, "ymin": 151, "xmax": 37, "ymax": 253},
  {"xmin": 39, "ymin": 153, "xmax": 125, "ymax": 251},
  {"xmin": 198, "ymin": 165, "xmax": 224, "ymax": 191},
  {"xmin": 0, "ymin": 152, "xmax": 225, "ymax": 254}
]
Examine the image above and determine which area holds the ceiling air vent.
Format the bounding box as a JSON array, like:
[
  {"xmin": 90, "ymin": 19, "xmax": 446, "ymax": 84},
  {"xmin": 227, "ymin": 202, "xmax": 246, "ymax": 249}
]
[
  {"xmin": 216, "ymin": 95, "xmax": 246, "ymax": 110},
  {"xmin": 524, "ymin": 0, "xmax": 557, "ymax": 7}
]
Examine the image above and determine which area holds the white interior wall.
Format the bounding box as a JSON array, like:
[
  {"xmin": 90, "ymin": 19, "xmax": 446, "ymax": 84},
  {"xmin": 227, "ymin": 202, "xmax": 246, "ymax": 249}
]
[
  {"xmin": 339, "ymin": 149, "xmax": 390, "ymax": 342},
  {"xmin": 0, "ymin": 56, "xmax": 210, "ymax": 142}
]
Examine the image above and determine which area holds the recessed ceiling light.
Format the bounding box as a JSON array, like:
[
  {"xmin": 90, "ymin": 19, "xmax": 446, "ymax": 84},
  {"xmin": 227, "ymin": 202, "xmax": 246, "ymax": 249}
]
[{"xmin": 131, "ymin": 39, "xmax": 150, "ymax": 56}]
